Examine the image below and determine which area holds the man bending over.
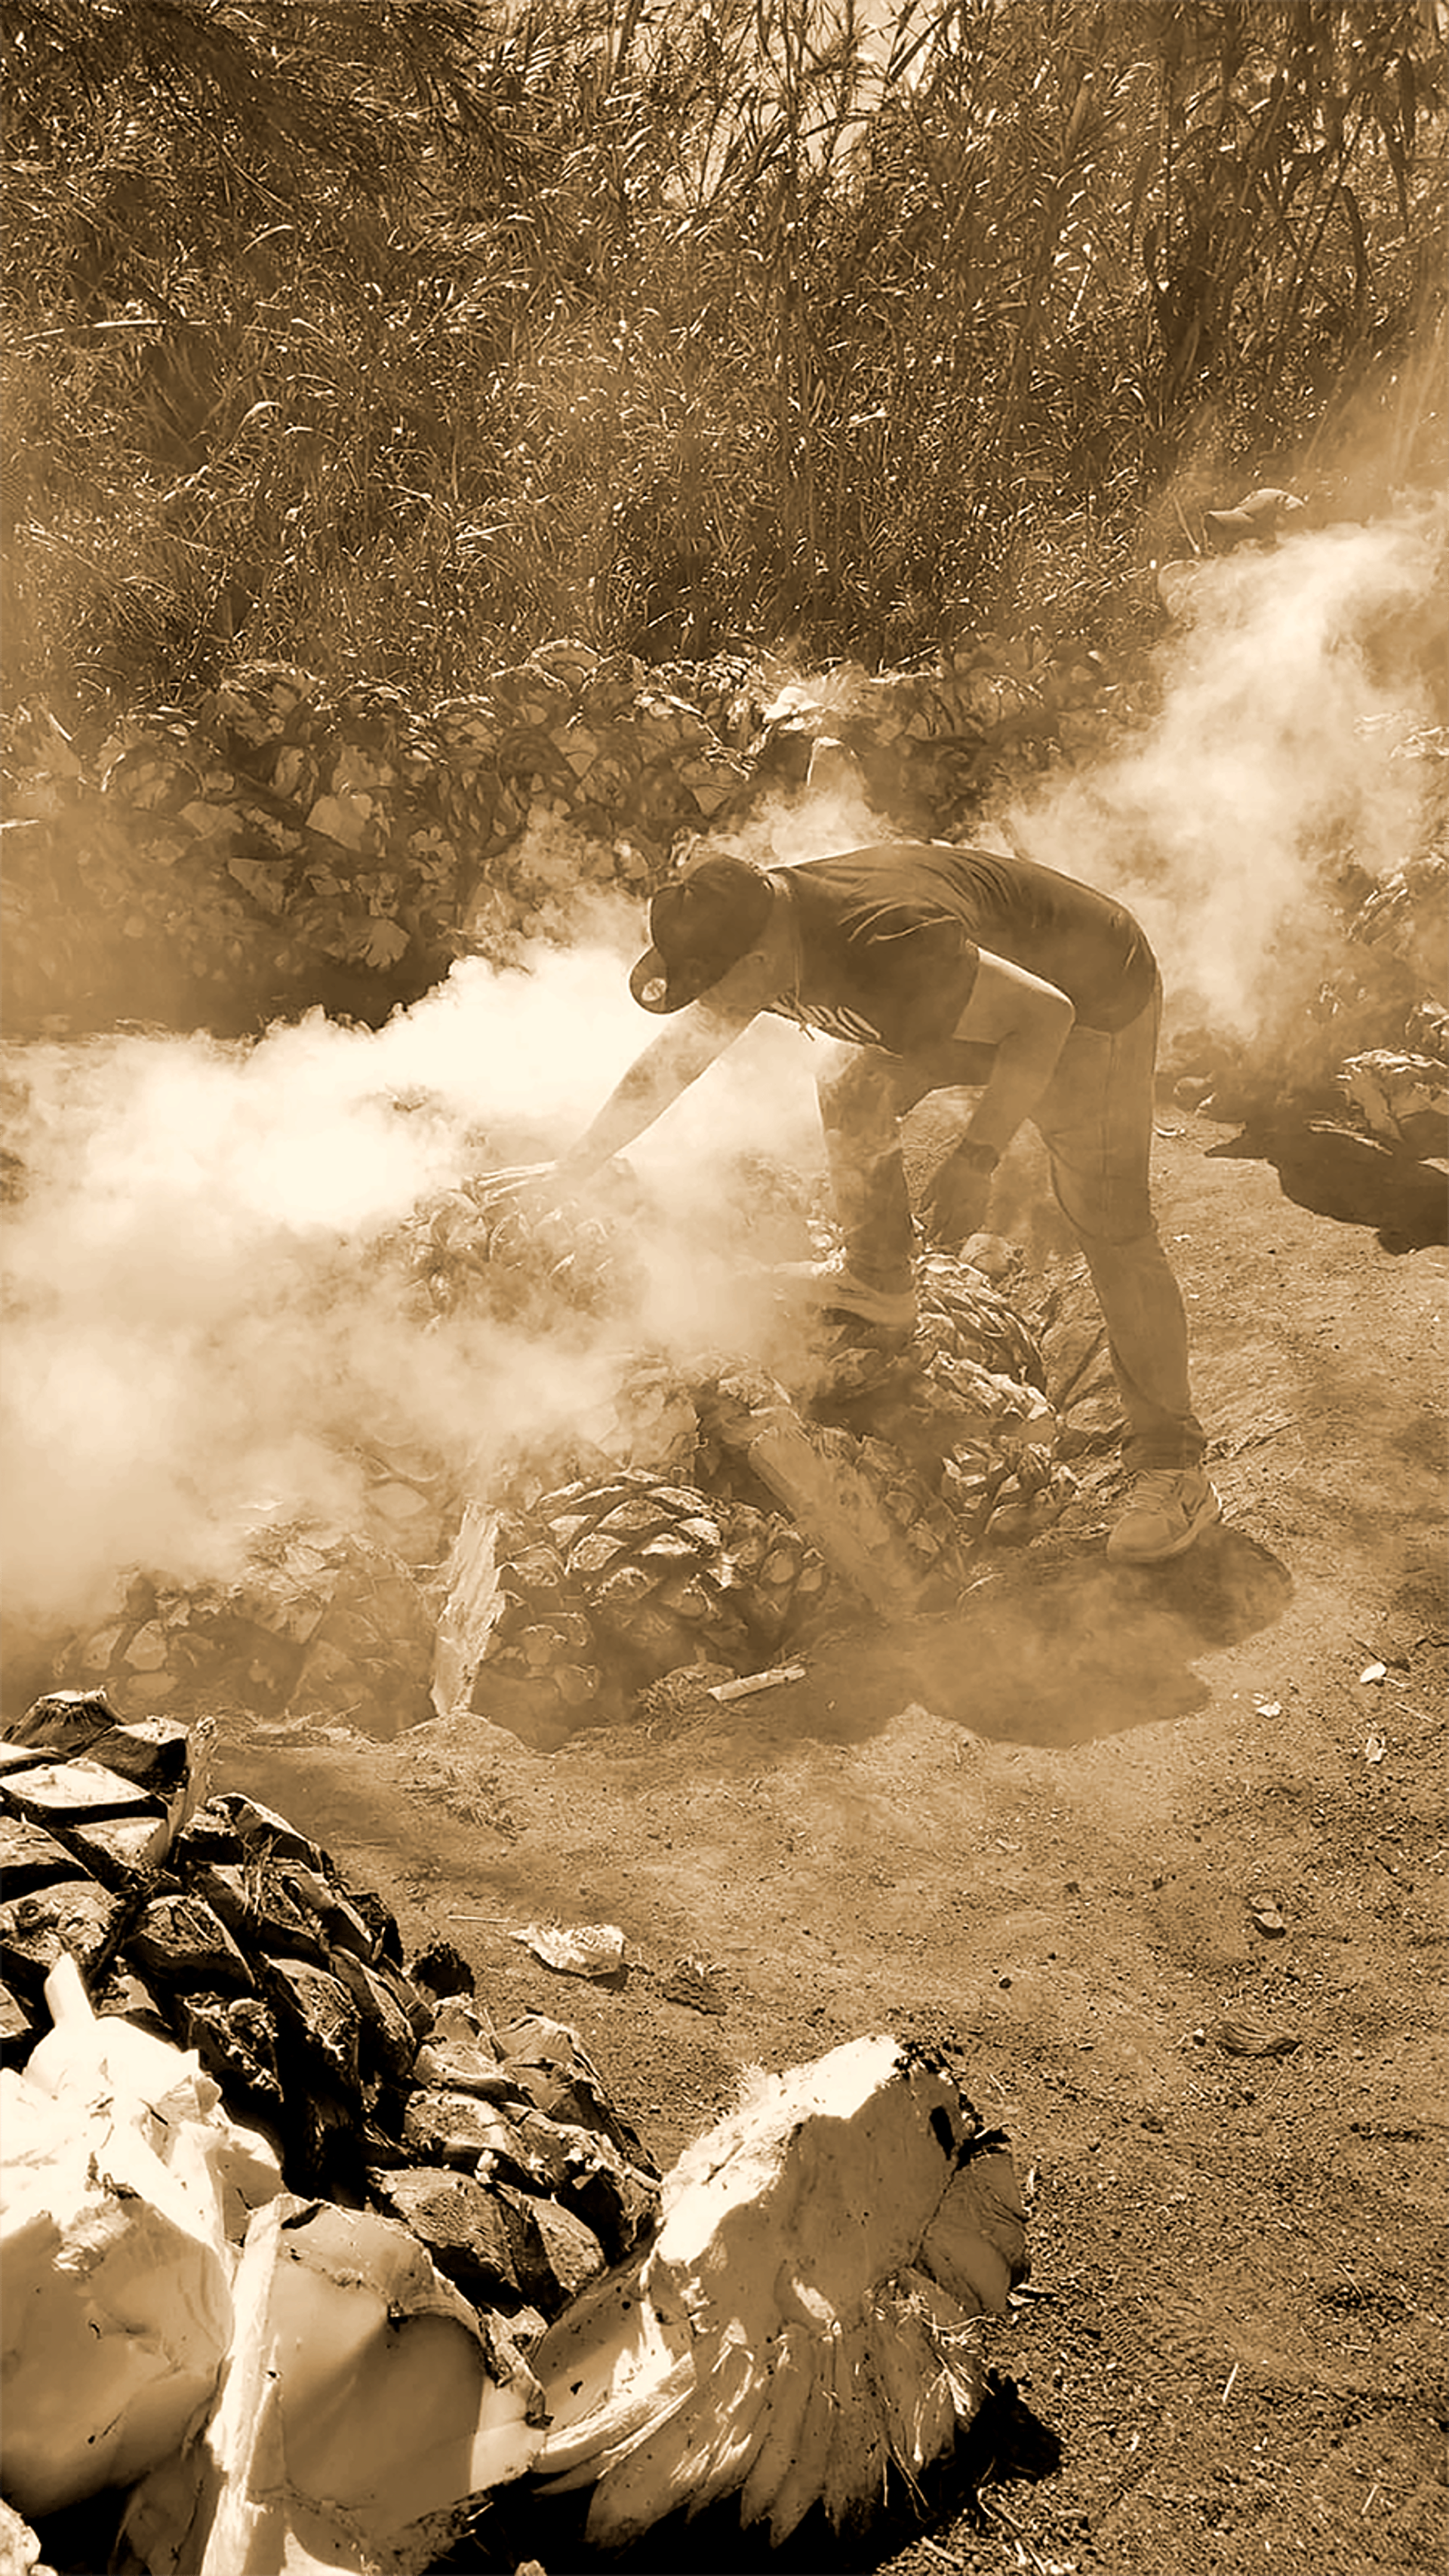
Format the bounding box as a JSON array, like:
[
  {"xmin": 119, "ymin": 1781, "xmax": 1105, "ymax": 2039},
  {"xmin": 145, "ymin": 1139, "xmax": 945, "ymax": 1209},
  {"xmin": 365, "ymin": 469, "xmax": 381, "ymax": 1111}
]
[{"xmin": 537, "ymin": 840, "xmax": 1220, "ymax": 1568}]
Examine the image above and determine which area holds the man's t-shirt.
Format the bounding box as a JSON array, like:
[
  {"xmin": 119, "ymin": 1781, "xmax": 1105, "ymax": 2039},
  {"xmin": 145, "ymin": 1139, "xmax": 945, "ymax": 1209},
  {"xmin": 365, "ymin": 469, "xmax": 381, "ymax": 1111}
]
[{"xmin": 774, "ymin": 844, "xmax": 1157, "ymax": 1050}]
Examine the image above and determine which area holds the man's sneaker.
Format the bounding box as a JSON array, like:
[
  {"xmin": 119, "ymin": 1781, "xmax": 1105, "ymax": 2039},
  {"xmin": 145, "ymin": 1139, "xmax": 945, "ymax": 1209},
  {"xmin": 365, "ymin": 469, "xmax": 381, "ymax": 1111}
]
[
  {"xmin": 1107, "ymin": 1468, "xmax": 1223, "ymax": 1565},
  {"xmin": 771, "ymin": 1253, "xmax": 916, "ymax": 1332}
]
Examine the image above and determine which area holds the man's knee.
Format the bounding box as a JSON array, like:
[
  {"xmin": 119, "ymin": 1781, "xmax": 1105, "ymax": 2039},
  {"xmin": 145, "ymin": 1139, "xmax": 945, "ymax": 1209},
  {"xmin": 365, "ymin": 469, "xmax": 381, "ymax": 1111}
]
[
  {"xmin": 1066, "ymin": 1213, "xmax": 1166, "ymax": 1269},
  {"xmin": 1048, "ymin": 1162, "xmax": 1155, "ymax": 1250},
  {"xmin": 817, "ymin": 1056, "xmax": 902, "ymax": 1141}
]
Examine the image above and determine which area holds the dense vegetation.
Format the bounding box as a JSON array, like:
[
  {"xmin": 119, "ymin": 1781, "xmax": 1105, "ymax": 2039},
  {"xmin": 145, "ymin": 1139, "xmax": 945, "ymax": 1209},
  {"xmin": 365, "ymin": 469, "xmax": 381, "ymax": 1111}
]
[{"xmin": 4, "ymin": 0, "xmax": 1445, "ymax": 728}]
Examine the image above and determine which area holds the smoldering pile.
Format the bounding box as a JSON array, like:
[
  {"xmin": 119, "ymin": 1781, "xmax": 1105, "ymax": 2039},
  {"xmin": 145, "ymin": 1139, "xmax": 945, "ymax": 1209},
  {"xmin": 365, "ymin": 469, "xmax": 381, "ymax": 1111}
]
[
  {"xmin": 1327, "ymin": 841, "xmax": 1447, "ymax": 1156},
  {"xmin": 28, "ymin": 1166, "xmax": 1111, "ymax": 1754},
  {"xmin": 2, "ymin": 1695, "xmax": 1028, "ymax": 2574}
]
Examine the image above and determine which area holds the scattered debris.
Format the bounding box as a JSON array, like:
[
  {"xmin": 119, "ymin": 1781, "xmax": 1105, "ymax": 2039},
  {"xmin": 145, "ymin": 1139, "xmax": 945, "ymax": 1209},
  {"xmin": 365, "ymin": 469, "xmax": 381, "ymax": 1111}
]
[
  {"xmin": 1365, "ymin": 1732, "xmax": 1388, "ymax": 1765},
  {"xmin": 1359, "ymin": 1659, "xmax": 1389, "ymax": 1685},
  {"xmin": 655, "ymin": 1956, "xmax": 728, "ymax": 2015}
]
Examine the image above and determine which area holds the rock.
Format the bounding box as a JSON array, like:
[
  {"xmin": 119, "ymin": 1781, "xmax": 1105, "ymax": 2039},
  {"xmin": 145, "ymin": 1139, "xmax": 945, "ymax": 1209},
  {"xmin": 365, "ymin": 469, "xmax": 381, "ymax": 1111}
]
[
  {"xmin": 0, "ymin": 1978, "xmax": 38, "ymax": 2064},
  {"xmin": 0, "ymin": 1874, "xmax": 129, "ymax": 2004},
  {"xmin": 402, "ymin": 2086, "xmax": 533, "ymax": 2173},
  {"xmin": 127, "ymin": 1893, "xmax": 257, "ymax": 1996},
  {"xmin": 0, "ymin": 2497, "xmax": 50, "ymax": 2576},
  {"xmin": 371, "ymin": 2165, "xmax": 555, "ymax": 2311},
  {"xmin": 263, "ymin": 1957, "xmax": 364, "ymax": 2094},
  {"xmin": 177, "ymin": 1990, "xmax": 285, "ymax": 2117},
  {"xmin": 505, "ymin": 2188, "xmax": 609, "ymax": 2310},
  {"xmin": 0, "ymin": 1813, "xmax": 83, "ymax": 1894}
]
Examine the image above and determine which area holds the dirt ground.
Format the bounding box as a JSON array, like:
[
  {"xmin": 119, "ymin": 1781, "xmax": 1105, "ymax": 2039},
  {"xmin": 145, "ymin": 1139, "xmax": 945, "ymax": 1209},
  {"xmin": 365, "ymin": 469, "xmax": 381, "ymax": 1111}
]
[{"xmin": 220, "ymin": 1105, "xmax": 1447, "ymax": 2576}]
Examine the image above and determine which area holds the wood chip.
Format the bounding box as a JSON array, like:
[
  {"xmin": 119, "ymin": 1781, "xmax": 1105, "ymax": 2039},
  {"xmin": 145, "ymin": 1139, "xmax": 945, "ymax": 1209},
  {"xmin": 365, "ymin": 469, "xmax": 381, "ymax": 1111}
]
[{"xmin": 1211, "ymin": 2017, "xmax": 1300, "ymax": 2058}]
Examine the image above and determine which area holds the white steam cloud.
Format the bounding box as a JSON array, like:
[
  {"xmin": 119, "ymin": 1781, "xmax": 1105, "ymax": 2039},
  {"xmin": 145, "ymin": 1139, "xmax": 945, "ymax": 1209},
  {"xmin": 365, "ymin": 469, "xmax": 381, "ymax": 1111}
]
[
  {"xmin": 2, "ymin": 906, "xmax": 823, "ymax": 1631},
  {"xmin": 1007, "ymin": 507, "xmax": 1444, "ymax": 1042}
]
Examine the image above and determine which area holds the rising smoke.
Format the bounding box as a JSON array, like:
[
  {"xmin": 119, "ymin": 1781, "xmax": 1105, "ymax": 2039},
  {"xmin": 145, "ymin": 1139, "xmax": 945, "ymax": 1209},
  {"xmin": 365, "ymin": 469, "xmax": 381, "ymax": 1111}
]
[
  {"xmin": 1, "ymin": 913, "xmax": 823, "ymax": 1632},
  {"xmin": 1006, "ymin": 505, "xmax": 1445, "ymax": 1047}
]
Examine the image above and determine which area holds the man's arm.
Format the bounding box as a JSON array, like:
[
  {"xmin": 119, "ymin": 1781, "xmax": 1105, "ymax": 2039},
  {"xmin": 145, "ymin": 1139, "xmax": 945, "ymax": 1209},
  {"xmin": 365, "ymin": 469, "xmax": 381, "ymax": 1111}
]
[
  {"xmin": 949, "ymin": 950, "xmax": 1075, "ymax": 1159},
  {"xmin": 551, "ymin": 948, "xmax": 780, "ymax": 1191},
  {"xmin": 918, "ymin": 949, "xmax": 1075, "ymax": 1247}
]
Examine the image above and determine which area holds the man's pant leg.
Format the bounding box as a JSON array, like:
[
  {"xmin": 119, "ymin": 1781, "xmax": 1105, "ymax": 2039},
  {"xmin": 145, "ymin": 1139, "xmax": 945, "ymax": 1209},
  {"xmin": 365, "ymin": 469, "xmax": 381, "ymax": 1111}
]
[
  {"xmin": 1032, "ymin": 982, "xmax": 1207, "ymax": 1471},
  {"xmin": 814, "ymin": 1044, "xmax": 917, "ymax": 1290},
  {"xmin": 815, "ymin": 1037, "xmax": 996, "ymax": 1293}
]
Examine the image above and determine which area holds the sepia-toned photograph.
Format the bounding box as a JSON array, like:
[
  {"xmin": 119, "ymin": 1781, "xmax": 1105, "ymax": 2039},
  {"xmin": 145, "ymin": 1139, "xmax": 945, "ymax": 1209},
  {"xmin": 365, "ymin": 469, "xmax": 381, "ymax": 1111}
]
[{"xmin": 2, "ymin": 6, "xmax": 1444, "ymax": 2571}]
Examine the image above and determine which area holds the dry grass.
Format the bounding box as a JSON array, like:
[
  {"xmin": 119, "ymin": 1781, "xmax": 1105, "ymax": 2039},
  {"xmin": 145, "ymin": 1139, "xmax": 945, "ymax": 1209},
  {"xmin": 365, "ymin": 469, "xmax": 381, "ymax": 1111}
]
[{"xmin": 3, "ymin": 0, "xmax": 1444, "ymax": 725}]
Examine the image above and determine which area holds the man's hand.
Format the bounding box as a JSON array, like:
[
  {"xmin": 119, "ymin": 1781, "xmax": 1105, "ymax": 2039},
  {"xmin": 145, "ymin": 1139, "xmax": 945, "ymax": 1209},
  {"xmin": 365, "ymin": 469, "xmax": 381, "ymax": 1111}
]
[
  {"xmin": 475, "ymin": 1154, "xmax": 632, "ymax": 1223},
  {"xmin": 472, "ymin": 1162, "xmax": 565, "ymax": 1216},
  {"xmin": 919, "ymin": 1138, "xmax": 998, "ymax": 1250}
]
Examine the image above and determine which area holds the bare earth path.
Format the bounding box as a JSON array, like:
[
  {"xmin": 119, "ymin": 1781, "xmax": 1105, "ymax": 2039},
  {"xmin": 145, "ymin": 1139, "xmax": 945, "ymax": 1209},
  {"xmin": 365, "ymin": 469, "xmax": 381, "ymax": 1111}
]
[{"xmin": 229, "ymin": 1112, "xmax": 1447, "ymax": 2576}]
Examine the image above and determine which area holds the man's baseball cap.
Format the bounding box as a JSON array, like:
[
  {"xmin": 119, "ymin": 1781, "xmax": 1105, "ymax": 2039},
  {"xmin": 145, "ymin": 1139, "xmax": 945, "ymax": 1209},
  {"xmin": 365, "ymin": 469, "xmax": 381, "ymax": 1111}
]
[{"xmin": 629, "ymin": 851, "xmax": 775, "ymax": 1013}]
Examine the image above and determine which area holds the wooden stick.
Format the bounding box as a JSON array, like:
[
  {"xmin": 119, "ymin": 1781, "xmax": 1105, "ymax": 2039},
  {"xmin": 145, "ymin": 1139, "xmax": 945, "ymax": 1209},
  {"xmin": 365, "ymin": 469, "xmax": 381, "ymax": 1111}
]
[
  {"xmin": 1171, "ymin": 493, "xmax": 1202, "ymax": 557},
  {"xmin": 706, "ymin": 1662, "xmax": 807, "ymax": 1703}
]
